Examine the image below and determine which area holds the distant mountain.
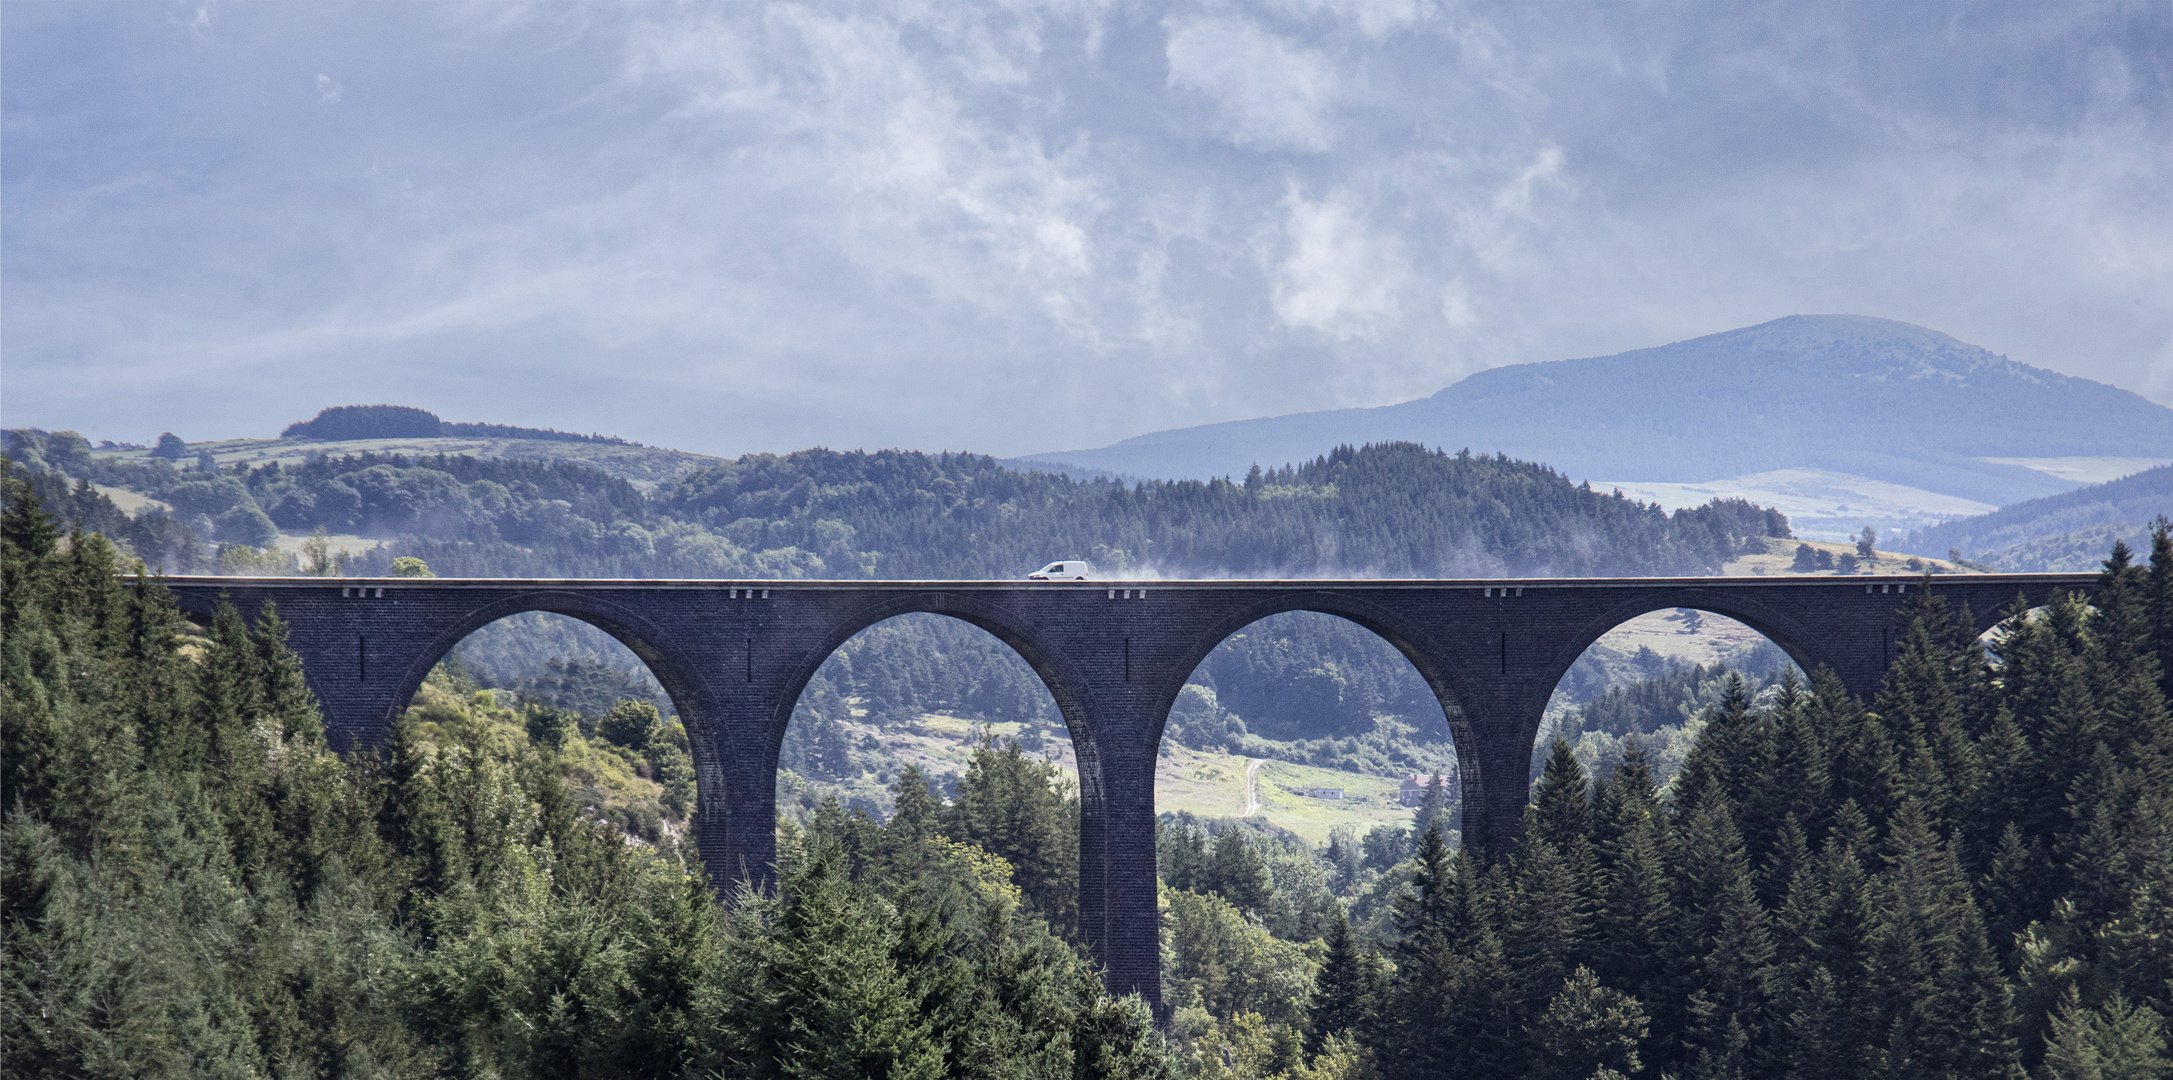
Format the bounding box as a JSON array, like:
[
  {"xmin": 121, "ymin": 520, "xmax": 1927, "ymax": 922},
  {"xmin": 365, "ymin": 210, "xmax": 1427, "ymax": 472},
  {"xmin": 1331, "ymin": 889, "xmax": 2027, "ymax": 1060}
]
[
  {"xmin": 1019, "ymin": 316, "xmax": 2173, "ymax": 506},
  {"xmin": 1900, "ymin": 465, "xmax": 2173, "ymax": 568}
]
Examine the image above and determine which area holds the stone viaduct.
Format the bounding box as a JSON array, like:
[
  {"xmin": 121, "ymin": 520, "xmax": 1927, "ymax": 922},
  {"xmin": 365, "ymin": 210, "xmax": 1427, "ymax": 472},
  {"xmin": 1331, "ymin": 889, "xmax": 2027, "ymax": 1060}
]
[{"xmin": 159, "ymin": 571, "xmax": 2096, "ymax": 1008}]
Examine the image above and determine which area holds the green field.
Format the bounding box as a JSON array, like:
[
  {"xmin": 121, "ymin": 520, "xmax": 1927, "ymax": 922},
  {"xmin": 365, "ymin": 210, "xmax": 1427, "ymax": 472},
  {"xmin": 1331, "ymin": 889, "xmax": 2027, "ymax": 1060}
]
[
  {"xmin": 811, "ymin": 711, "xmax": 1423, "ymax": 847},
  {"xmin": 1250, "ymin": 759, "xmax": 1416, "ymax": 843}
]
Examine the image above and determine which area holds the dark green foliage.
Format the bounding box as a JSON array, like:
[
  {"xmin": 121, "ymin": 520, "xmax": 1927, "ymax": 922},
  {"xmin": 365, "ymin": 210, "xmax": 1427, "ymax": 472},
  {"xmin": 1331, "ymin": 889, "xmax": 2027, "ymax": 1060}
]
[
  {"xmin": 1361, "ymin": 820, "xmax": 1412, "ymax": 872},
  {"xmin": 942, "ymin": 737, "xmax": 1082, "ymax": 937},
  {"xmin": 1306, "ymin": 906, "xmax": 1378, "ymax": 1053},
  {"xmin": 281, "ymin": 404, "xmax": 444, "ymax": 440},
  {"xmin": 524, "ymin": 702, "xmax": 578, "ymax": 749},
  {"xmin": 1793, "ymin": 543, "xmax": 1837, "ymax": 572},
  {"xmin": 1533, "ymin": 966, "xmax": 1649, "ymax": 1080},
  {"xmin": 1411, "ymin": 771, "xmax": 1452, "ymax": 840},
  {"xmin": 1380, "ymin": 829, "xmax": 1515, "ymax": 1079},
  {"xmin": 1190, "ymin": 611, "xmax": 1437, "ymax": 744},
  {"xmin": 1205, "ymin": 828, "xmax": 1274, "ymax": 917},
  {"xmin": 1864, "ymin": 800, "xmax": 2021, "ymax": 1079},
  {"xmin": 5, "ymin": 457, "xmax": 208, "ymax": 572},
  {"xmin": 508, "ymin": 654, "xmax": 665, "ymax": 728},
  {"xmin": 598, "ymin": 698, "xmax": 664, "ymax": 751},
  {"xmin": 2037, "ymin": 986, "xmax": 2170, "ymax": 1080},
  {"xmin": 0, "ymin": 481, "xmax": 1171, "ymax": 1077},
  {"xmin": 1257, "ymin": 533, "xmax": 2166, "ymax": 1078}
]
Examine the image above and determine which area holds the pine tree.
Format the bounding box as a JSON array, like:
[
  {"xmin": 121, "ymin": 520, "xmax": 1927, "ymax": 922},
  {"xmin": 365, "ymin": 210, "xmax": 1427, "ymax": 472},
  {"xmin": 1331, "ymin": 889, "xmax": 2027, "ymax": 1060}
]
[
  {"xmin": 1532, "ymin": 966, "xmax": 1649, "ymax": 1080},
  {"xmin": 1672, "ymin": 673, "xmax": 1756, "ymax": 824},
  {"xmin": 1413, "ymin": 772, "xmax": 1451, "ymax": 840},
  {"xmin": 1530, "ymin": 739, "xmax": 1600, "ymax": 981},
  {"xmin": 1876, "ymin": 617, "xmax": 1984, "ymax": 833},
  {"xmin": 2016, "ymin": 594, "xmax": 2106, "ymax": 842},
  {"xmin": 1772, "ymin": 815, "xmax": 1878, "ymax": 1080},
  {"xmin": 2147, "ymin": 519, "xmax": 2173, "ymax": 707},
  {"xmin": 1204, "ymin": 828, "xmax": 1273, "ymax": 917},
  {"xmin": 709, "ymin": 843, "xmax": 944, "ymax": 1078},
  {"xmin": 1666, "ymin": 794, "xmax": 1775, "ymax": 1078},
  {"xmin": 2089, "ymin": 543, "xmax": 2172, "ymax": 789},
  {"xmin": 2037, "ymin": 986, "xmax": 2171, "ymax": 1080},
  {"xmin": 1158, "ymin": 820, "xmax": 1209, "ymax": 892},
  {"xmin": 1508, "ymin": 836, "xmax": 1592, "ymax": 1024},
  {"xmin": 197, "ymin": 599, "xmax": 279, "ymax": 885},
  {"xmin": 1974, "ymin": 706, "xmax": 2041, "ymax": 876},
  {"xmin": 1866, "ymin": 799, "xmax": 2023, "ymax": 1078},
  {"xmin": 942, "ymin": 736, "xmax": 1080, "ymax": 934},
  {"xmin": 1533, "ymin": 738, "xmax": 1594, "ymax": 869},
  {"xmin": 1761, "ymin": 813, "xmax": 1811, "ymax": 911},
  {"xmin": 1832, "ymin": 712, "xmax": 1905, "ymax": 839},
  {"xmin": 1982, "ymin": 821, "xmax": 2057, "ymax": 962},
  {"xmin": 1589, "ymin": 739, "xmax": 1659, "ymax": 863},
  {"xmin": 1384, "ymin": 827, "xmax": 1514, "ymax": 1080},
  {"xmin": 2093, "ymin": 544, "xmax": 2153, "ymax": 691},
  {"xmin": 1776, "ymin": 964, "xmax": 1867, "ymax": 1080},
  {"xmin": 1592, "ymin": 745, "xmax": 1675, "ymax": 1003},
  {"xmin": 1307, "ymin": 905, "xmax": 1377, "ymax": 1053},
  {"xmin": 1768, "ymin": 671, "xmax": 1834, "ymax": 848},
  {"xmin": 1383, "ymin": 824, "xmax": 1461, "ymax": 1078}
]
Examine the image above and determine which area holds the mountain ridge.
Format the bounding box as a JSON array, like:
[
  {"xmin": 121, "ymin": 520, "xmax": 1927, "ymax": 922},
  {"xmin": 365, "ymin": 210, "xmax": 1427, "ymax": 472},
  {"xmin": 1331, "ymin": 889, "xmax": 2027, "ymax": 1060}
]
[{"xmin": 1020, "ymin": 315, "xmax": 2173, "ymax": 506}]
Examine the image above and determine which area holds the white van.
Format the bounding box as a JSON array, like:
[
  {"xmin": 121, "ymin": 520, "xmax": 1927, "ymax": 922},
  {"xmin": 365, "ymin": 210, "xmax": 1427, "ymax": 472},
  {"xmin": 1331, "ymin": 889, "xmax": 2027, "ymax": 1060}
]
[{"xmin": 1028, "ymin": 560, "xmax": 1093, "ymax": 580}]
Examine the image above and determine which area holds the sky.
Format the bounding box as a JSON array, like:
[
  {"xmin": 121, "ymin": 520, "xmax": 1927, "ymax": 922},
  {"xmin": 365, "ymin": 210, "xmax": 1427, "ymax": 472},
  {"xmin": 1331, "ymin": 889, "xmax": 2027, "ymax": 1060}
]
[{"xmin": 4, "ymin": 0, "xmax": 2170, "ymax": 460}]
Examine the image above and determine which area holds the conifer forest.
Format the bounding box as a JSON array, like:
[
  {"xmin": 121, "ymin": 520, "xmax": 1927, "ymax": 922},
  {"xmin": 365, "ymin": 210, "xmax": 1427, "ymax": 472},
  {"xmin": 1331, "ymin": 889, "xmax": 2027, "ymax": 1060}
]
[
  {"xmin": 5, "ymin": 454, "xmax": 2173, "ymax": 1078},
  {"xmin": 10, "ymin": 1, "xmax": 2172, "ymax": 1075}
]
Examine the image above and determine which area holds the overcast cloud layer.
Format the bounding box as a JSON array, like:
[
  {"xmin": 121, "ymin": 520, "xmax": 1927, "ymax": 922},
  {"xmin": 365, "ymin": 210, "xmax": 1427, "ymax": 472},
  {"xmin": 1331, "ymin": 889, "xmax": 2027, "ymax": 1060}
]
[{"xmin": 4, "ymin": 1, "xmax": 2170, "ymax": 460}]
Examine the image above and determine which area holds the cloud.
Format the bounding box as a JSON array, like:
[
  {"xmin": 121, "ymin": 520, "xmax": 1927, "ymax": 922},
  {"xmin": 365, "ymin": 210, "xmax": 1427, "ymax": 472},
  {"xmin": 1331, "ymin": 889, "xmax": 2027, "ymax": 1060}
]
[
  {"xmin": 624, "ymin": 5, "xmax": 1107, "ymax": 332},
  {"xmin": 1268, "ymin": 0, "xmax": 1431, "ymax": 40},
  {"xmin": 2, "ymin": 0, "xmax": 2169, "ymax": 460},
  {"xmin": 1268, "ymin": 185, "xmax": 1409, "ymax": 338},
  {"xmin": 1165, "ymin": 14, "xmax": 1341, "ymax": 151}
]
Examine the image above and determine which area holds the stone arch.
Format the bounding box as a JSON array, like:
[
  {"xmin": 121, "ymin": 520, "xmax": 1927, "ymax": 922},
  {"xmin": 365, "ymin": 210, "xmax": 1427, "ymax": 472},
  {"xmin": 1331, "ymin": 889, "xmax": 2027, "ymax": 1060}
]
[
  {"xmin": 385, "ymin": 591, "xmax": 707, "ymax": 737},
  {"xmin": 380, "ymin": 590, "xmax": 740, "ymax": 871},
  {"xmin": 767, "ymin": 590, "xmax": 1106, "ymax": 797},
  {"xmin": 1972, "ymin": 589, "xmax": 2100, "ymax": 652},
  {"xmin": 1531, "ymin": 587, "xmax": 1831, "ymax": 725},
  {"xmin": 761, "ymin": 590, "xmax": 1118, "ymax": 957},
  {"xmin": 1155, "ymin": 590, "xmax": 1482, "ymax": 827}
]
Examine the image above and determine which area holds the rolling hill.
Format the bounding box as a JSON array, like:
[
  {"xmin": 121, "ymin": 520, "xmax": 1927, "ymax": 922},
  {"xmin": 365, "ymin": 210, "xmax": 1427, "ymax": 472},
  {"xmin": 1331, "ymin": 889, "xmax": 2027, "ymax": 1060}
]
[{"xmin": 1900, "ymin": 464, "xmax": 2173, "ymax": 570}]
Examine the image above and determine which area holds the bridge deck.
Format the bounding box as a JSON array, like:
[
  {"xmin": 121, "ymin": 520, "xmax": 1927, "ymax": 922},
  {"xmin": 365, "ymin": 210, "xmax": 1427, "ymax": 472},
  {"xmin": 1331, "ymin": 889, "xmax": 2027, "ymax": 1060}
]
[{"xmin": 154, "ymin": 572, "xmax": 2098, "ymax": 589}]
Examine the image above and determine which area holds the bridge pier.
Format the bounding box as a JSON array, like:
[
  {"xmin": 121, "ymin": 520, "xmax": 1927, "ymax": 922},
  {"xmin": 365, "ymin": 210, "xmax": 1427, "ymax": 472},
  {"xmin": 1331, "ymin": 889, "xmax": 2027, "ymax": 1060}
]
[{"xmin": 1092, "ymin": 732, "xmax": 1165, "ymax": 1007}]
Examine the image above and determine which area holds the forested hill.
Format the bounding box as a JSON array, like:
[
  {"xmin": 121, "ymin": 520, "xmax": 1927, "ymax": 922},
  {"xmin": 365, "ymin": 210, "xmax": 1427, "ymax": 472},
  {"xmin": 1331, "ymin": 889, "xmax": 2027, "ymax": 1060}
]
[
  {"xmin": 1904, "ymin": 464, "xmax": 2173, "ymax": 569},
  {"xmin": 4, "ymin": 433, "xmax": 1791, "ymax": 579},
  {"xmin": 656, "ymin": 443, "xmax": 1789, "ymax": 578}
]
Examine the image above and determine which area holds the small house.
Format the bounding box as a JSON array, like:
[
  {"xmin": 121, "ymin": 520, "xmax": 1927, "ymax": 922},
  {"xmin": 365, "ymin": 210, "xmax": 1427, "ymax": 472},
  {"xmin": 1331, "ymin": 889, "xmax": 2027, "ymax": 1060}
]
[{"xmin": 1399, "ymin": 771, "xmax": 1459, "ymax": 807}]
